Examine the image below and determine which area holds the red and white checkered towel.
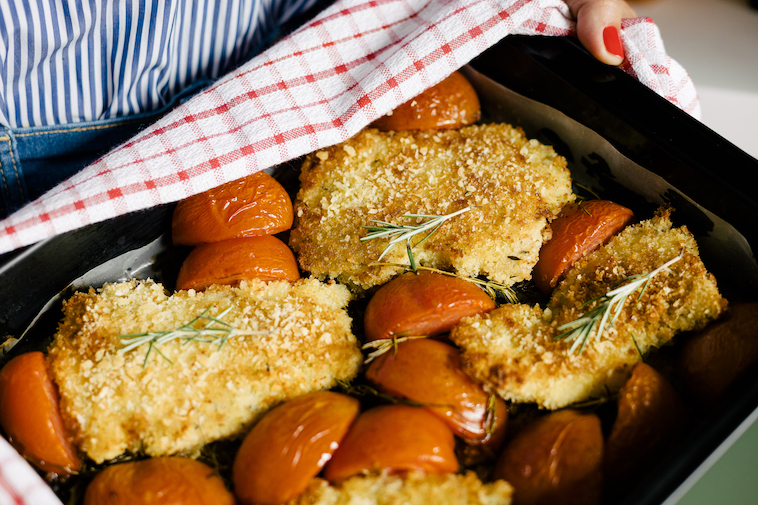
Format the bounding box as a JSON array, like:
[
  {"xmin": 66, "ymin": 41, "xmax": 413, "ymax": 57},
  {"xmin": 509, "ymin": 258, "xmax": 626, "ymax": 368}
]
[
  {"xmin": 0, "ymin": 0, "xmax": 697, "ymax": 258},
  {"xmin": 0, "ymin": 0, "xmax": 697, "ymax": 502}
]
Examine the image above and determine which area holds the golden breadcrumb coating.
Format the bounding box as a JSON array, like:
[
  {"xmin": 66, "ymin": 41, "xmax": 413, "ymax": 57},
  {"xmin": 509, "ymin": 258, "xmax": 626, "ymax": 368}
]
[
  {"xmin": 451, "ymin": 210, "xmax": 727, "ymax": 410},
  {"xmin": 47, "ymin": 278, "xmax": 361, "ymax": 464},
  {"xmin": 289, "ymin": 125, "xmax": 573, "ymax": 292},
  {"xmin": 289, "ymin": 472, "xmax": 513, "ymax": 505}
]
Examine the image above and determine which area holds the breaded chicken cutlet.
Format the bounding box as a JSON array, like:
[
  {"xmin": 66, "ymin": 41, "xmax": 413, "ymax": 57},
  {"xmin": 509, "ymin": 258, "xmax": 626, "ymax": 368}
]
[
  {"xmin": 289, "ymin": 125, "xmax": 574, "ymax": 293},
  {"xmin": 290, "ymin": 471, "xmax": 513, "ymax": 505},
  {"xmin": 47, "ymin": 278, "xmax": 361, "ymax": 464},
  {"xmin": 451, "ymin": 210, "xmax": 726, "ymax": 410}
]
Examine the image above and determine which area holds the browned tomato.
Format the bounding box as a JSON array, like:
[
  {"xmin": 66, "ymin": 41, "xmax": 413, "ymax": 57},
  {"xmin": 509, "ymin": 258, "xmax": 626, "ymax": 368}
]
[
  {"xmin": 678, "ymin": 302, "xmax": 758, "ymax": 404},
  {"xmin": 83, "ymin": 457, "xmax": 234, "ymax": 505},
  {"xmin": 232, "ymin": 391, "xmax": 360, "ymax": 505},
  {"xmin": 172, "ymin": 171, "xmax": 293, "ymax": 246},
  {"xmin": 371, "ymin": 71, "xmax": 480, "ymax": 131},
  {"xmin": 323, "ymin": 404, "xmax": 459, "ymax": 482},
  {"xmin": 363, "ymin": 271, "xmax": 495, "ymax": 342},
  {"xmin": 0, "ymin": 352, "xmax": 81, "ymax": 475},
  {"xmin": 493, "ymin": 409, "xmax": 603, "ymax": 505},
  {"xmin": 604, "ymin": 362, "xmax": 686, "ymax": 489},
  {"xmin": 176, "ymin": 235, "xmax": 300, "ymax": 291},
  {"xmin": 365, "ymin": 338, "xmax": 506, "ymax": 450},
  {"xmin": 533, "ymin": 200, "xmax": 634, "ymax": 294}
]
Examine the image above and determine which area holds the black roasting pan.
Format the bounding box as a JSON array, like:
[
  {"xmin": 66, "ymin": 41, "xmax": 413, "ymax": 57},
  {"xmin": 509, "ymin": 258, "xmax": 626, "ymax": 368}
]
[{"xmin": 1, "ymin": 34, "xmax": 758, "ymax": 505}]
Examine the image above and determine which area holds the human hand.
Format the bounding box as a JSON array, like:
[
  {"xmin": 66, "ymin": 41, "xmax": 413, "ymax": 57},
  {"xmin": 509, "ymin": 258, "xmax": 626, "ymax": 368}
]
[{"xmin": 565, "ymin": 0, "xmax": 637, "ymax": 65}]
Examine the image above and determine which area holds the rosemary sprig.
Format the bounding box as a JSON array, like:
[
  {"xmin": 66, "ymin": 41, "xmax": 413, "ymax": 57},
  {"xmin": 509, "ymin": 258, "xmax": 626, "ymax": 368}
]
[
  {"xmin": 556, "ymin": 250, "xmax": 684, "ymax": 354},
  {"xmin": 118, "ymin": 307, "xmax": 268, "ymax": 367},
  {"xmin": 368, "ymin": 263, "xmax": 519, "ymax": 304},
  {"xmin": 361, "ymin": 206, "xmax": 473, "ymax": 267},
  {"xmin": 361, "ymin": 334, "xmax": 428, "ymax": 364}
]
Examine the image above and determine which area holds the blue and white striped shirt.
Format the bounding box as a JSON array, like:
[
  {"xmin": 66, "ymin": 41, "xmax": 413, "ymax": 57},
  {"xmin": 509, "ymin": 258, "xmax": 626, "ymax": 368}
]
[{"xmin": 0, "ymin": 0, "xmax": 320, "ymax": 128}]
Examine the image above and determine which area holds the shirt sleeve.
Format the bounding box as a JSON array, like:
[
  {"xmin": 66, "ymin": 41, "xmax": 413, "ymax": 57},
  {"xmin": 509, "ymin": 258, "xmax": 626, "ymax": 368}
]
[{"xmin": 0, "ymin": 0, "xmax": 325, "ymax": 128}]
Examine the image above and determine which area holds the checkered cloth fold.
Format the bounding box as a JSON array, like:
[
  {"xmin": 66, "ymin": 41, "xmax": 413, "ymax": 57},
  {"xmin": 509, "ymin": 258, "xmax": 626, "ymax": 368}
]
[{"xmin": 0, "ymin": 0, "xmax": 697, "ymax": 502}]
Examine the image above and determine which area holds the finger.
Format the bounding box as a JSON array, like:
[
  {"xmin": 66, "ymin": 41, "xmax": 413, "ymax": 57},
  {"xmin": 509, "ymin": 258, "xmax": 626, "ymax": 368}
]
[{"xmin": 565, "ymin": 0, "xmax": 637, "ymax": 66}]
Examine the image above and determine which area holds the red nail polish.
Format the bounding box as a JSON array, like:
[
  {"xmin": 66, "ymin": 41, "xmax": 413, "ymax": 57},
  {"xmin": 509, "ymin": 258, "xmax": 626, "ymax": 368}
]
[{"xmin": 603, "ymin": 26, "xmax": 624, "ymax": 59}]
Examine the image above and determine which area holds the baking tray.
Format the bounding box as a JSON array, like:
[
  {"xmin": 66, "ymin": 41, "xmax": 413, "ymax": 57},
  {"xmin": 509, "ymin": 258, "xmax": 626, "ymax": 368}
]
[{"xmin": 2, "ymin": 35, "xmax": 758, "ymax": 504}]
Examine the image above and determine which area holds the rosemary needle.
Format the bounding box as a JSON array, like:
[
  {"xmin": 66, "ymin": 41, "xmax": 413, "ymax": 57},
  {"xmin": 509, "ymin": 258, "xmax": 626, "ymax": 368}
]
[
  {"xmin": 336, "ymin": 380, "xmax": 430, "ymax": 408},
  {"xmin": 118, "ymin": 306, "xmax": 267, "ymax": 367},
  {"xmin": 361, "ymin": 334, "xmax": 428, "ymax": 364},
  {"xmin": 556, "ymin": 250, "xmax": 684, "ymax": 354},
  {"xmin": 485, "ymin": 394, "xmax": 498, "ymax": 436}
]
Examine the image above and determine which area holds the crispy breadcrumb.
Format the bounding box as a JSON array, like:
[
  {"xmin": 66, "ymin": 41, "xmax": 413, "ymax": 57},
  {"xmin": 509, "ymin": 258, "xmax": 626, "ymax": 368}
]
[
  {"xmin": 290, "ymin": 125, "xmax": 573, "ymax": 292},
  {"xmin": 289, "ymin": 472, "xmax": 513, "ymax": 505},
  {"xmin": 47, "ymin": 278, "xmax": 361, "ymax": 463},
  {"xmin": 451, "ymin": 210, "xmax": 727, "ymax": 409}
]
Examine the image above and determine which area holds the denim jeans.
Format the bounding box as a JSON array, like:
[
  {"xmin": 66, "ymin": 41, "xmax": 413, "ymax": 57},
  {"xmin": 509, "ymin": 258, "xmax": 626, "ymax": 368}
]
[{"xmin": 0, "ymin": 78, "xmax": 211, "ymax": 219}]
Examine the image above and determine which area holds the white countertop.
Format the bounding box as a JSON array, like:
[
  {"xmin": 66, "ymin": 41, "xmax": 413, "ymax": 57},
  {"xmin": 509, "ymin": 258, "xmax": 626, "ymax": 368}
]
[
  {"xmin": 631, "ymin": 0, "xmax": 758, "ymax": 159},
  {"xmin": 629, "ymin": 0, "xmax": 758, "ymax": 503}
]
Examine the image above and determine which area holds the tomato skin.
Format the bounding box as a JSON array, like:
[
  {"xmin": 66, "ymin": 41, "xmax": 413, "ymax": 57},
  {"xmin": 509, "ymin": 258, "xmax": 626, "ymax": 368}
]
[
  {"xmin": 232, "ymin": 391, "xmax": 360, "ymax": 505},
  {"xmin": 172, "ymin": 171, "xmax": 293, "ymax": 246},
  {"xmin": 604, "ymin": 362, "xmax": 686, "ymax": 490},
  {"xmin": 83, "ymin": 457, "xmax": 235, "ymax": 505},
  {"xmin": 493, "ymin": 409, "xmax": 603, "ymax": 505},
  {"xmin": 533, "ymin": 200, "xmax": 634, "ymax": 294},
  {"xmin": 371, "ymin": 71, "xmax": 480, "ymax": 131},
  {"xmin": 678, "ymin": 302, "xmax": 758, "ymax": 404},
  {"xmin": 363, "ymin": 271, "xmax": 495, "ymax": 342},
  {"xmin": 323, "ymin": 404, "xmax": 459, "ymax": 483},
  {"xmin": 0, "ymin": 351, "xmax": 81, "ymax": 475},
  {"xmin": 365, "ymin": 338, "xmax": 507, "ymax": 449},
  {"xmin": 176, "ymin": 235, "xmax": 300, "ymax": 291}
]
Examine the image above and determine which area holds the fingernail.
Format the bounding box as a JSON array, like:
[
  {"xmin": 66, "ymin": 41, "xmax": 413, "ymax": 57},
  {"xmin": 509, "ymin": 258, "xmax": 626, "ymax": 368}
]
[{"xmin": 603, "ymin": 26, "xmax": 625, "ymax": 59}]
